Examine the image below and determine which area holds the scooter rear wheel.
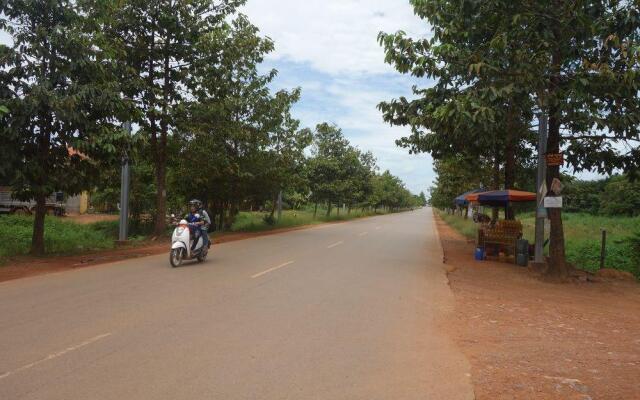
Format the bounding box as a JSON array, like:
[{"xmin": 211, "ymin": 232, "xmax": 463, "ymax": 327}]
[{"xmin": 170, "ymin": 248, "xmax": 184, "ymax": 268}]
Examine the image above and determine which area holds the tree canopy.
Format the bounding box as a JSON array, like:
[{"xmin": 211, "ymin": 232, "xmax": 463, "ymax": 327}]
[{"xmin": 379, "ymin": 0, "xmax": 640, "ymax": 278}]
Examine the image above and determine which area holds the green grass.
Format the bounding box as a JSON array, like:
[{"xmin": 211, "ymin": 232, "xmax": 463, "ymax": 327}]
[
  {"xmin": 0, "ymin": 215, "xmax": 118, "ymax": 263},
  {"xmin": 436, "ymin": 211, "xmax": 478, "ymax": 239},
  {"xmin": 229, "ymin": 207, "xmax": 391, "ymax": 233},
  {"xmin": 0, "ymin": 207, "xmax": 400, "ymax": 263},
  {"xmin": 436, "ymin": 209, "xmax": 640, "ymax": 277}
]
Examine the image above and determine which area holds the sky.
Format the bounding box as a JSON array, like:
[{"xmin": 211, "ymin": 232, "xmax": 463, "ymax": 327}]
[
  {"xmin": 240, "ymin": 0, "xmax": 434, "ymax": 194},
  {"xmin": 1, "ymin": 1, "xmax": 433, "ymax": 193},
  {"xmin": 1, "ymin": 1, "xmax": 603, "ymax": 192}
]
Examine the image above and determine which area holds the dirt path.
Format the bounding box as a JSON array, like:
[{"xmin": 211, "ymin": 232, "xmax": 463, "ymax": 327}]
[{"xmin": 435, "ymin": 214, "xmax": 640, "ymax": 400}]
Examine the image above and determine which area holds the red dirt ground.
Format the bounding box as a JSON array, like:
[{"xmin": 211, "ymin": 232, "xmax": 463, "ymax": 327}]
[
  {"xmin": 435, "ymin": 214, "xmax": 640, "ymax": 400},
  {"xmin": 0, "ymin": 221, "xmax": 342, "ymax": 283}
]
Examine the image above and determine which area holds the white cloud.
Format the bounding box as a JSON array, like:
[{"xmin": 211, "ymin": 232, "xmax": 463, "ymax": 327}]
[
  {"xmin": 242, "ymin": 0, "xmax": 435, "ymax": 193},
  {"xmin": 242, "ymin": 0, "xmax": 427, "ymax": 76},
  {"xmin": 0, "ymin": 2, "xmax": 436, "ymax": 193}
]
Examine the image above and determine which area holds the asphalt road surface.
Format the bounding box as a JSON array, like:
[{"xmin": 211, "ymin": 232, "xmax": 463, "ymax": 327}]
[{"xmin": 0, "ymin": 208, "xmax": 473, "ymax": 399}]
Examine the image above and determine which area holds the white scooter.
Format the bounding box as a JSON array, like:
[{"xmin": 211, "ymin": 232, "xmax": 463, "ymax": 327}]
[{"xmin": 169, "ymin": 216, "xmax": 209, "ymax": 268}]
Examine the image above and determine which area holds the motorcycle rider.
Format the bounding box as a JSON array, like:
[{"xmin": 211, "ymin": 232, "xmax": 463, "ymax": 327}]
[{"xmin": 186, "ymin": 199, "xmax": 211, "ymax": 250}]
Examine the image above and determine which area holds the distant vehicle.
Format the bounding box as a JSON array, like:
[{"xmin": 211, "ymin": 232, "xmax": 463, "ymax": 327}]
[
  {"xmin": 169, "ymin": 215, "xmax": 209, "ymax": 267},
  {"xmin": 0, "ymin": 187, "xmax": 66, "ymax": 216}
]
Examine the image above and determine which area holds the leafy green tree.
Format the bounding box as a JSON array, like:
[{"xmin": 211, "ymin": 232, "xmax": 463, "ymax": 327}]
[
  {"xmin": 380, "ymin": 0, "xmax": 640, "ymax": 277},
  {"xmin": 599, "ymin": 175, "xmax": 640, "ymax": 217},
  {"xmin": 0, "ymin": 0, "xmax": 131, "ymax": 254},
  {"xmin": 378, "ymin": 0, "xmax": 536, "ymax": 196},
  {"xmin": 105, "ymin": 0, "xmax": 244, "ymax": 235},
  {"xmin": 171, "ymin": 14, "xmax": 308, "ymax": 229},
  {"xmin": 260, "ymin": 90, "xmax": 312, "ymax": 220},
  {"xmin": 307, "ymin": 123, "xmax": 351, "ymax": 216},
  {"xmin": 344, "ymin": 150, "xmax": 376, "ymax": 213},
  {"xmin": 427, "ymin": 156, "xmax": 493, "ymax": 210},
  {"xmin": 563, "ymin": 177, "xmax": 605, "ymax": 214},
  {"xmin": 418, "ymin": 191, "xmax": 427, "ymax": 207},
  {"xmin": 306, "ymin": 123, "xmax": 379, "ymax": 216}
]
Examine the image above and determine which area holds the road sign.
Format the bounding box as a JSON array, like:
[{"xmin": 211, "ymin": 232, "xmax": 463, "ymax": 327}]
[
  {"xmin": 545, "ymin": 153, "xmax": 564, "ymax": 166},
  {"xmin": 544, "ymin": 196, "xmax": 563, "ymax": 208}
]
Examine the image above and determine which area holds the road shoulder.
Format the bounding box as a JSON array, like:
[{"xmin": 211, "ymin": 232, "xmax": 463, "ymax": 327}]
[{"xmin": 434, "ymin": 212, "xmax": 640, "ymax": 399}]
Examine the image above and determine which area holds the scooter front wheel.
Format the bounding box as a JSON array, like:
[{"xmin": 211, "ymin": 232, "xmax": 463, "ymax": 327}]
[{"xmin": 170, "ymin": 248, "xmax": 184, "ymax": 268}]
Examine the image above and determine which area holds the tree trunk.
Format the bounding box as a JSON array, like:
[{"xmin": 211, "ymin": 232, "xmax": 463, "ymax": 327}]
[
  {"xmin": 31, "ymin": 112, "xmax": 50, "ymax": 255},
  {"xmin": 492, "ymin": 146, "xmax": 501, "ymax": 222},
  {"xmin": 504, "ymin": 106, "xmax": 517, "ymax": 220},
  {"xmin": 542, "ymin": 45, "xmax": 568, "ymax": 279},
  {"xmin": 153, "ymin": 158, "xmax": 167, "ymax": 235},
  {"xmin": 218, "ymin": 203, "xmax": 225, "ymax": 231},
  {"xmin": 227, "ymin": 199, "xmax": 240, "ymax": 229},
  {"xmin": 31, "ymin": 193, "xmax": 47, "ymax": 255},
  {"xmin": 224, "ymin": 203, "xmax": 233, "ymax": 231},
  {"xmin": 545, "ymin": 106, "xmax": 567, "ymax": 278},
  {"xmin": 326, "ymin": 203, "xmax": 332, "ymax": 217},
  {"xmin": 146, "ymin": 23, "xmax": 168, "ymax": 237},
  {"xmin": 269, "ymin": 194, "xmax": 278, "ymax": 219},
  {"xmin": 313, "ymin": 202, "xmax": 318, "ymax": 218}
]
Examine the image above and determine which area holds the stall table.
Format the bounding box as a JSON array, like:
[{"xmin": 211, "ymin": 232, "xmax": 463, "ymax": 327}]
[{"xmin": 477, "ymin": 220, "xmax": 523, "ymax": 260}]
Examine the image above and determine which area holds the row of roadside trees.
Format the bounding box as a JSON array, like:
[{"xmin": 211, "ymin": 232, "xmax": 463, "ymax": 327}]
[
  {"xmin": 378, "ymin": 0, "xmax": 640, "ymax": 279},
  {"xmin": 0, "ymin": 0, "xmax": 424, "ymax": 255}
]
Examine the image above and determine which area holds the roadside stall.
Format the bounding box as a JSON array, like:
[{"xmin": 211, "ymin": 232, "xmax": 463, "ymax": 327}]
[{"xmin": 464, "ymin": 189, "xmax": 536, "ymax": 263}]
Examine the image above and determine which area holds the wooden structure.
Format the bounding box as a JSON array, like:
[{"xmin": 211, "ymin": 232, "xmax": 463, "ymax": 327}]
[{"xmin": 477, "ymin": 220, "xmax": 523, "ymax": 259}]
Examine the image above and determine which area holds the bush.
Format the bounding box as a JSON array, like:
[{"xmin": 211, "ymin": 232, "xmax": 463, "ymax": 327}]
[
  {"xmin": 262, "ymin": 213, "xmax": 276, "ymax": 226},
  {"xmin": 565, "ymin": 238, "xmax": 638, "ymax": 276},
  {"xmin": 599, "ymin": 176, "xmax": 640, "ymax": 217},
  {"xmin": 563, "ymin": 179, "xmax": 605, "ymax": 214},
  {"xmin": 0, "ymin": 215, "xmax": 116, "ymax": 262},
  {"xmin": 625, "ymin": 231, "xmax": 640, "ymax": 277}
]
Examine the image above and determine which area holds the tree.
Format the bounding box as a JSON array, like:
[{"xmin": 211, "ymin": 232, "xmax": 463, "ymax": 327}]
[
  {"xmin": 418, "ymin": 191, "xmax": 427, "ymax": 207},
  {"xmin": 344, "ymin": 150, "xmax": 376, "ymax": 213},
  {"xmin": 172, "ymin": 13, "xmax": 308, "ymax": 228},
  {"xmin": 0, "ymin": 0, "xmax": 130, "ymax": 254},
  {"xmin": 307, "ymin": 123, "xmax": 362, "ymax": 216},
  {"xmin": 378, "ymin": 0, "xmax": 537, "ymax": 197},
  {"xmin": 427, "ymin": 156, "xmax": 493, "ymax": 210},
  {"xmin": 599, "ymin": 175, "xmax": 640, "ymax": 217},
  {"xmin": 259, "ymin": 90, "xmax": 312, "ymax": 220},
  {"xmin": 106, "ymin": 0, "xmax": 245, "ymax": 235},
  {"xmin": 380, "ymin": 0, "xmax": 640, "ymax": 278}
]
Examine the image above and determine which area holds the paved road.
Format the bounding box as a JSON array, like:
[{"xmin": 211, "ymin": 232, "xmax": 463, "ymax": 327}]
[{"xmin": 0, "ymin": 208, "xmax": 473, "ymax": 400}]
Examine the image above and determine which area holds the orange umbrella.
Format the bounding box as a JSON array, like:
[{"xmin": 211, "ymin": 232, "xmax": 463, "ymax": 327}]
[
  {"xmin": 465, "ymin": 191, "xmax": 485, "ymax": 202},
  {"xmin": 466, "ymin": 189, "xmax": 536, "ymax": 205}
]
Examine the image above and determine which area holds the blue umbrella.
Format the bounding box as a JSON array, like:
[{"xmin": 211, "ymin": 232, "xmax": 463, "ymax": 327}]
[
  {"xmin": 454, "ymin": 188, "xmax": 485, "ymax": 207},
  {"xmin": 475, "ymin": 189, "xmax": 536, "ymax": 207}
]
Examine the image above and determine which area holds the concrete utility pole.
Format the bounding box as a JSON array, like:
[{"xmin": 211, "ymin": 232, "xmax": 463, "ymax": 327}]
[
  {"xmin": 118, "ymin": 122, "xmax": 132, "ymax": 242},
  {"xmin": 534, "ymin": 114, "xmax": 548, "ymax": 263}
]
